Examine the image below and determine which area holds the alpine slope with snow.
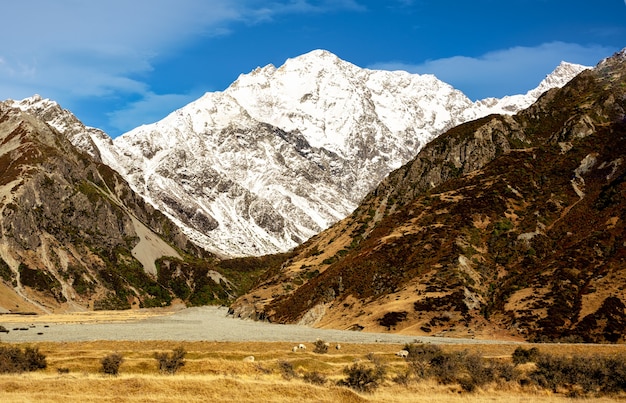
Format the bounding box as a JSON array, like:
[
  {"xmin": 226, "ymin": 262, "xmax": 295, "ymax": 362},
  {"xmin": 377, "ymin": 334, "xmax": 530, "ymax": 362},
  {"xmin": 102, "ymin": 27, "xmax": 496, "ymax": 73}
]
[{"xmin": 21, "ymin": 50, "xmax": 590, "ymax": 257}]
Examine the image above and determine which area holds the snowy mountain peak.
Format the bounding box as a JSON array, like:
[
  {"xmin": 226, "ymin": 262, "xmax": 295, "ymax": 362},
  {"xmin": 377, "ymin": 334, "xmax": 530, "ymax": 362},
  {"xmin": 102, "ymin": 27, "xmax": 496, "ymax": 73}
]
[
  {"xmin": 15, "ymin": 93, "xmax": 44, "ymax": 103},
  {"xmin": 531, "ymin": 61, "xmax": 589, "ymax": 97},
  {"xmin": 472, "ymin": 61, "xmax": 589, "ymax": 115},
  {"xmin": 9, "ymin": 94, "xmax": 58, "ymax": 113},
  {"xmin": 597, "ymin": 47, "xmax": 626, "ymax": 69},
  {"xmin": 283, "ymin": 48, "xmax": 347, "ymax": 69},
  {"xmin": 8, "ymin": 94, "xmax": 114, "ymax": 164},
  {"xmin": 80, "ymin": 50, "xmax": 587, "ymax": 257}
]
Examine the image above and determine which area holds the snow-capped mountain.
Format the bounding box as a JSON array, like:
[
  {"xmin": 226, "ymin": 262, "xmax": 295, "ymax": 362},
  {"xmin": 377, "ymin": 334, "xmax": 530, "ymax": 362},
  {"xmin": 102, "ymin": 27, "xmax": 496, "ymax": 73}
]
[{"xmin": 16, "ymin": 50, "xmax": 588, "ymax": 257}]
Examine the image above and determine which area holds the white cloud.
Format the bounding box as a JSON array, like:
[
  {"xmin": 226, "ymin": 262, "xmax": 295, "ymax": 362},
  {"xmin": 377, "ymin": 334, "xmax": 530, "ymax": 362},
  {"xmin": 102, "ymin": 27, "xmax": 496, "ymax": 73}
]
[
  {"xmin": 0, "ymin": 1, "xmax": 253, "ymax": 95},
  {"xmin": 0, "ymin": 0, "xmax": 363, "ymax": 134},
  {"xmin": 107, "ymin": 92, "xmax": 199, "ymax": 132},
  {"xmin": 0, "ymin": 0, "xmax": 361, "ymax": 97},
  {"xmin": 370, "ymin": 42, "xmax": 615, "ymax": 99}
]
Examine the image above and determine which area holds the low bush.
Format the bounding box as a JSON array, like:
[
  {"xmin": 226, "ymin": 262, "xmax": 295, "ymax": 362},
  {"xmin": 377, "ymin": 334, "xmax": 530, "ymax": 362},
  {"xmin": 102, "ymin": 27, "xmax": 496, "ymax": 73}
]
[
  {"xmin": 340, "ymin": 362, "xmax": 386, "ymax": 393},
  {"xmin": 400, "ymin": 343, "xmax": 518, "ymax": 391},
  {"xmin": 512, "ymin": 346, "xmax": 540, "ymax": 365},
  {"xmin": 0, "ymin": 345, "xmax": 47, "ymax": 373},
  {"xmin": 303, "ymin": 371, "xmax": 327, "ymax": 385},
  {"xmin": 278, "ymin": 360, "xmax": 297, "ymax": 380},
  {"xmin": 529, "ymin": 353, "xmax": 626, "ymax": 396},
  {"xmin": 155, "ymin": 346, "xmax": 186, "ymax": 374},
  {"xmin": 313, "ymin": 339, "xmax": 328, "ymax": 354},
  {"xmin": 101, "ymin": 352, "xmax": 124, "ymax": 375},
  {"xmin": 392, "ymin": 370, "xmax": 411, "ymax": 386}
]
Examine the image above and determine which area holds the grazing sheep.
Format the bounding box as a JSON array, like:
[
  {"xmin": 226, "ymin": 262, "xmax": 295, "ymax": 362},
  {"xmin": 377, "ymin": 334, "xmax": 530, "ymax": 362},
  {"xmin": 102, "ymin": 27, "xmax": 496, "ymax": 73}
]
[
  {"xmin": 335, "ymin": 344, "xmax": 341, "ymax": 350},
  {"xmin": 243, "ymin": 356, "xmax": 255, "ymax": 362},
  {"xmin": 298, "ymin": 343, "xmax": 306, "ymax": 350},
  {"xmin": 395, "ymin": 350, "xmax": 409, "ymax": 358},
  {"xmin": 292, "ymin": 346, "xmax": 298, "ymax": 352},
  {"xmin": 323, "ymin": 342, "xmax": 330, "ymax": 348}
]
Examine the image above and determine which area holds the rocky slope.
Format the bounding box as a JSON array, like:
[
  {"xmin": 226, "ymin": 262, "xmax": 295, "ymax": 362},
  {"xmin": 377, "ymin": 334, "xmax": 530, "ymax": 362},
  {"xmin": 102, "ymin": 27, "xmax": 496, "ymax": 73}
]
[
  {"xmin": 231, "ymin": 49, "xmax": 626, "ymax": 343},
  {"xmin": 0, "ymin": 100, "xmax": 246, "ymax": 313},
  {"xmin": 91, "ymin": 50, "xmax": 587, "ymax": 257}
]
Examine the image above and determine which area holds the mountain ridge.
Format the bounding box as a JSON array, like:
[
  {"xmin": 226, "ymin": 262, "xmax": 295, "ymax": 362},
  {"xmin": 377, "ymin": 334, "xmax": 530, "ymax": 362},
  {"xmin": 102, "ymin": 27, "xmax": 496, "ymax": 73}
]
[{"xmin": 60, "ymin": 49, "xmax": 587, "ymax": 257}]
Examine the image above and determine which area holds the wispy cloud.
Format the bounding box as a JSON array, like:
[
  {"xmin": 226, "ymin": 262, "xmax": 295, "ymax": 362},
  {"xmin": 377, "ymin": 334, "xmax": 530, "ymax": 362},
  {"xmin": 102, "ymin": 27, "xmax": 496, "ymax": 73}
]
[
  {"xmin": 370, "ymin": 42, "xmax": 616, "ymax": 99},
  {"xmin": 0, "ymin": 1, "xmax": 241, "ymax": 101},
  {"xmin": 0, "ymin": 0, "xmax": 360, "ymax": 133},
  {"xmin": 107, "ymin": 92, "xmax": 198, "ymax": 132}
]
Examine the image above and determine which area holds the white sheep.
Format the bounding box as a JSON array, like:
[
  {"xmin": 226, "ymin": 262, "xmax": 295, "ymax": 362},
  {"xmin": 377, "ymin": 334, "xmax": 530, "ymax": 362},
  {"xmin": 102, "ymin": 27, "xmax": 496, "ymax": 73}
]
[
  {"xmin": 298, "ymin": 343, "xmax": 306, "ymax": 350},
  {"xmin": 292, "ymin": 346, "xmax": 298, "ymax": 352},
  {"xmin": 335, "ymin": 344, "xmax": 341, "ymax": 350},
  {"xmin": 395, "ymin": 350, "xmax": 409, "ymax": 358},
  {"xmin": 243, "ymin": 355, "xmax": 255, "ymax": 362}
]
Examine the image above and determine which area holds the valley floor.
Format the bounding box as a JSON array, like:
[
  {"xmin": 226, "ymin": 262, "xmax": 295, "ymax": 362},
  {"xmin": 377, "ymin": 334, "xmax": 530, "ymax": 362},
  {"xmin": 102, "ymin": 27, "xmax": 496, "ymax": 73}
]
[{"xmin": 2, "ymin": 309, "xmax": 626, "ymax": 401}]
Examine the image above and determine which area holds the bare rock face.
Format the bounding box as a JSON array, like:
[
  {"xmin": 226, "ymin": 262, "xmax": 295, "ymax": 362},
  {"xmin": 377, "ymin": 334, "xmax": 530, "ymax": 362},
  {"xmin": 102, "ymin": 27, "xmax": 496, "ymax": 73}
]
[
  {"xmin": 370, "ymin": 114, "xmax": 527, "ymax": 208},
  {"xmin": 0, "ymin": 101, "xmax": 230, "ymax": 313},
  {"xmin": 232, "ymin": 48, "xmax": 626, "ymax": 343}
]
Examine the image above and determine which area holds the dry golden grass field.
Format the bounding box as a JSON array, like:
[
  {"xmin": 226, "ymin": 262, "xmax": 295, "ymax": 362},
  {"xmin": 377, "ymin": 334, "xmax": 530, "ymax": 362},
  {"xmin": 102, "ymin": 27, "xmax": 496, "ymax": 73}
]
[{"xmin": 1, "ymin": 340, "xmax": 626, "ymax": 402}]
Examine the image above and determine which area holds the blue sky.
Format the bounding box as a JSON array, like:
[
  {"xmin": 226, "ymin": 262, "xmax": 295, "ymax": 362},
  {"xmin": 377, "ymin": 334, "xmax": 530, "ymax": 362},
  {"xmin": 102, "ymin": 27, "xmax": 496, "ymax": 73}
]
[{"xmin": 0, "ymin": 1, "xmax": 624, "ymax": 138}]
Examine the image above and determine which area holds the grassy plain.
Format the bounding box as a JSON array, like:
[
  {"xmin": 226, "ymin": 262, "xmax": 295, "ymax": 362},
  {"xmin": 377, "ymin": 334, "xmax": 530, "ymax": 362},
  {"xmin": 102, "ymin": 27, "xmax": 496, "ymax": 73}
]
[{"xmin": 1, "ymin": 340, "xmax": 625, "ymax": 402}]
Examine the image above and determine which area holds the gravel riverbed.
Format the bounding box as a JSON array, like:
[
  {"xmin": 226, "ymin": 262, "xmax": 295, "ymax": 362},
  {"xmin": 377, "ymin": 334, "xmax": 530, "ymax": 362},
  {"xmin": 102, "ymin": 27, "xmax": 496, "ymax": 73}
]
[{"xmin": 0, "ymin": 306, "xmax": 518, "ymax": 345}]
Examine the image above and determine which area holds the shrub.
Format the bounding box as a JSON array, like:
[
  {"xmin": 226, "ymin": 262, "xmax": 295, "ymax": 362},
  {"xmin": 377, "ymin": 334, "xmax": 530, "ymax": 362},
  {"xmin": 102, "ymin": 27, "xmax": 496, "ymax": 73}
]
[
  {"xmin": 0, "ymin": 345, "xmax": 47, "ymax": 373},
  {"xmin": 404, "ymin": 342, "xmax": 443, "ymax": 362},
  {"xmin": 404, "ymin": 343, "xmax": 444, "ymax": 379},
  {"xmin": 278, "ymin": 360, "xmax": 297, "ymax": 380},
  {"xmin": 401, "ymin": 343, "xmax": 518, "ymax": 391},
  {"xmin": 155, "ymin": 346, "xmax": 186, "ymax": 374},
  {"xmin": 340, "ymin": 362, "xmax": 386, "ymax": 393},
  {"xmin": 303, "ymin": 371, "xmax": 327, "ymax": 385},
  {"xmin": 529, "ymin": 353, "xmax": 626, "ymax": 396},
  {"xmin": 23, "ymin": 347, "xmax": 47, "ymax": 371},
  {"xmin": 512, "ymin": 346, "xmax": 540, "ymax": 365},
  {"xmin": 378, "ymin": 311, "xmax": 408, "ymax": 330},
  {"xmin": 254, "ymin": 363, "xmax": 272, "ymax": 374},
  {"xmin": 428, "ymin": 350, "xmax": 465, "ymax": 385},
  {"xmin": 101, "ymin": 352, "xmax": 124, "ymax": 375},
  {"xmin": 313, "ymin": 339, "xmax": 328, "ymax": 354},
  {"xmin": 460, "ymin": 353, "xmax": 518, "ymax": 391},
  {"xmin": 392, "ymin": 370, "xmax": 412, "ymax": 386}
]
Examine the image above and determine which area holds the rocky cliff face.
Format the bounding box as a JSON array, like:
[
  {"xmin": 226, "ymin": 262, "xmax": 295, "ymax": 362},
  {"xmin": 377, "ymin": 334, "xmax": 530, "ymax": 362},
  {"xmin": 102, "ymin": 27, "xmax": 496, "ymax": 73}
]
[
  {"xmin": 232, "ymin": 49, "xmax": 626, "ymax": 343},
  {"xmin": 85, "ymin": 50, "xmax": 587, "ymax": 258},
  {"xmin": 0, "ymin": 101, "xmax": 238, "ymax": 313}
]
